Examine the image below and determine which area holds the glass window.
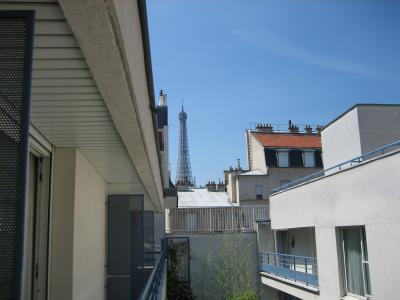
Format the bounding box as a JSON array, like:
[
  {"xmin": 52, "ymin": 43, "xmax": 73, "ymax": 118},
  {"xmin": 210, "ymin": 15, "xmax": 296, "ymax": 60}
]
[
  {"xmin": 303, "ymin": 151, "xmax": 315, "ymax": 167},
  {"xmin": 255, "ymin": 184, "xmax": 263, "ymax": 200},
  {"xmin": 341, "ymin": 227, "xmax": 372, "ymax": 297},
  {"xmin": 265, "ymin": 149, "xmax": 278, "ymax": 167},
  {"xmin": 277, "ymin": 151, "xmax": 289, "ymax": 167},
  {"xmin": 289, "ymin": 150, "xmax": 304, "ymax": 167},
  {"xmin": 315, "ymin": 150, "xmax": 323, "ymax": 168}
]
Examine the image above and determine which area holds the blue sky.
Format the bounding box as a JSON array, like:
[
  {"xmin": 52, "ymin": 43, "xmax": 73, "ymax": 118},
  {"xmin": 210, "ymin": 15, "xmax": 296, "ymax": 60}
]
[{"xmin": 147, "ymin": 0, "xmax": 400, "ymax": 186}]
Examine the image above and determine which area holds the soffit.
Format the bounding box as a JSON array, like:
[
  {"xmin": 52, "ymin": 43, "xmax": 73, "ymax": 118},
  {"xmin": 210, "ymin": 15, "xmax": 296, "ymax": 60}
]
[{"xmin": 0, "ymin": 1, "xmax": 140, "ymax": 184}]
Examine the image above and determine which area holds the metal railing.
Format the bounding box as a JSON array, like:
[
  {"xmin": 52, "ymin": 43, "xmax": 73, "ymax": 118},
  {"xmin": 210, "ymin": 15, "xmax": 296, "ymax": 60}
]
[
  {"xmin": 272, "ymin": 140, "xmax": 400, "ymax": 194},
  {"xmin": 166, "ymin": 206, "xmax": 269, "ymax": 233},
  {"xmin": 260, "ymin": 252, "xmax": 319, "ymax": 288},
  {"xmin": 139, "ymin": 247, "xmax": 167, "ymax": 300}
]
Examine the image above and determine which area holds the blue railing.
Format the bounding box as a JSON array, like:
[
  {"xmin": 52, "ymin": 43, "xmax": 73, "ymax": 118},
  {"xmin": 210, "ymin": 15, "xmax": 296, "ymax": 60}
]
[
  {"xmin": 139, "ymin": 247, "xmax": 166, "ymax": 300},
  {"xmin": 272, "ymin": 140, "xmax": 400, "ymax": 194},
  {"xmin": 260, "ymin": 252, "xmax": 319, "ymax": 288}
]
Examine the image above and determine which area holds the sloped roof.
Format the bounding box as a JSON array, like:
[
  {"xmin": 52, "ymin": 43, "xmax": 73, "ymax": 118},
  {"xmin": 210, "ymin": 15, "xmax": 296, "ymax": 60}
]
[
  {"xmin": 178, "ymin": 189, "xmax": 237, "ymax": 207},
  {"xmin": 253, "ymin": 132, "xmax": 321, "ymax": 149},
  {"xmin": 240, "ymin": 169, "xmax": 267, "ymax": 176}
]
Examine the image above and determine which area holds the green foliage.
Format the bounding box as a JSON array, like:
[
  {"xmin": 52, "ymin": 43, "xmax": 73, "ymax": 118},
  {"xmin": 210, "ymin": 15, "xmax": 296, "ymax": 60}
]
[
  {"xmin": 228, "ymin": 290, "xmax": 258, "ymax": 300},
  {"xmin": 167, "ymin": 242, "xmax": 194, "ymax": 300},
  {"xmin": 215, "ymin": 232, "xmax": 259, "ymax": 300}
]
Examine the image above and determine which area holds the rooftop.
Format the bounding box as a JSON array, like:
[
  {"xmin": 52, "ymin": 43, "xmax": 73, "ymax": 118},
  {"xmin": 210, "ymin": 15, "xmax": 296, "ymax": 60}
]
[
  {"xmin": 253, "ymin": 132, "xmax": 322, "ymax": 149},
  {"xmin": 240, "ymin": 169, "xmax": 267, "ymax": 176},
  {"xmin": 177, "ymin": 189, "xmax": 237, "ymax": 207}
]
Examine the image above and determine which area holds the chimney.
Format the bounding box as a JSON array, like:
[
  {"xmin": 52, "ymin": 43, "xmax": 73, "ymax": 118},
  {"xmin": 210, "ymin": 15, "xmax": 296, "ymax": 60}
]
[
  {"xmin": 159, "ymin": 90, "xmax": 167, "ymax": 106},
  {"xmin": 206, "ymin": 181, "xmax": 217, "ymax": 191},
  {"xmin": 316, "ymin": 125, "xmax": 324, "ymax": 133},
  {"xmin": 236, "ymin": 159, "xmax": 241, "ymax": 171},
  {"xmin": 288, "ymin": 121, "xmax": 299, "ymax": 133},
  {"xmin": 256, "ymin": 123, "xmax": 273, "ymax": 132},
  {"xmin": 217, "ymin": 181, "xmax": 225, "ymax": 191},
  {"xmin": 305, "ymin": 125, "xmax": 313, "ymax": 134}
]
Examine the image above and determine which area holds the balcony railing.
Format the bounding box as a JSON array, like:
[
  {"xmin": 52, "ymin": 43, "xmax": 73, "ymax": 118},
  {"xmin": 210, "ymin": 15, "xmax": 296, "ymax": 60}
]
[
  {"xmin": 260, "ymin": 252, "xmax": 319, "ymax": 288},
  {"xmin": 166, "ymin": 206, "xmax": 269, "ymax": 233},
  {"xmin": 272, "ymin": 140, "xmax": 400, "ymax": 194},
  {"xmin": 140, "ymin": 248, "xmax": 167, "ymax": 300}
]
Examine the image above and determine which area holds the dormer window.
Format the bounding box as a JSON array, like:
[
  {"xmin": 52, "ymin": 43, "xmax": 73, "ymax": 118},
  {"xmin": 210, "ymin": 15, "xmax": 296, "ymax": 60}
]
[
  {"xmin": 265, "ymin": 149, "xmax": 278, "ymax": 167},
  {"xmin": 289, "ymin": 150, "xmax": 303, "ymax": 167},
  {"xmin": 277, "ymin": 151, "xmax": 289, "ymax": 167},
  {"xmin": 303, "ymin": 150, "xmax": 316, "ymax": 167}
]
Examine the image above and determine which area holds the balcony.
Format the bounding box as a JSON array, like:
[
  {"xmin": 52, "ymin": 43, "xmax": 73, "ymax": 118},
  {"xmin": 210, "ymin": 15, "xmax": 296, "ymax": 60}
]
[
  {"xmin": 166, "ymin": 206, "xmax": 269, "ymax": 233},
  {"xmin": 260, "ymin": 252, "xmax": 319, "ymax": 289}
]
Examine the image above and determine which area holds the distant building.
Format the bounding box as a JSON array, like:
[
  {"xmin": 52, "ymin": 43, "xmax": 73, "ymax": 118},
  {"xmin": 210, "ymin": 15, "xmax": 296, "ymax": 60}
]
[
  {"xmin": 225, "ymin": 122, "xmax": 323, "ymax": 205},
  {"xmin": 259, "ymin": 104, "xmax": 400, "ymax": 300}
]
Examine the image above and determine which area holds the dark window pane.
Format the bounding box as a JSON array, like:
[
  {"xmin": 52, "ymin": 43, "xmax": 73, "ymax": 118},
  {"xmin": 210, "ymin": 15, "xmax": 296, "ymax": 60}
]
[
  {"xmin": 265, "ymin": 149, "xmax": 278, "ymax": 167},
  {"xmin": 289, "ymin": 150, "xmax": 304, "ymax": 167},
  {"xmin": 315, "ymin": 150, "xmax": 323, "ymax": 167}
]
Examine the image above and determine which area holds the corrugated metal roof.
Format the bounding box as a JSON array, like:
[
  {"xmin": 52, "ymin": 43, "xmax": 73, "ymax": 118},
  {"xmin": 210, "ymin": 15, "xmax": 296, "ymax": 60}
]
[
  {"xmin": 178, "ymin": 189, "xmax": 237, "ymax": 208},
  {"xmin": 253, "ymin": 132, "xmax": 321, "ymax": 149}
]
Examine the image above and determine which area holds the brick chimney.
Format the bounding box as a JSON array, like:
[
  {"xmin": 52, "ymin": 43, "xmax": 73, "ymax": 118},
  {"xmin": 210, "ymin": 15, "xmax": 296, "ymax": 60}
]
[
  {"xmin": 206, "ymin": 181, "xmax": 217, "ymax": 191},
  {"xmin": 305, "ymin": 125, "xmax": 313, "ymax": 134},
  {"xmin": 256, "ymin": 123, "xmax": 273, "ymax": 132},
  {"xmin": 288, "ymin": 120, "xmax": 299, "ymax": 133}
]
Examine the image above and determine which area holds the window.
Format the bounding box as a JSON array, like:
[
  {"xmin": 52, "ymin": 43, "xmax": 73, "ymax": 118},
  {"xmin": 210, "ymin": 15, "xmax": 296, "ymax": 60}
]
[
  {"xmin": 315, "ymin": 150, "xmax": 323, "ymax": 168},
  {"xmin": 303, "ymin": 151, "xmax": 315, "ymax": 168},
  {"xmin": 277, "ymin": 151, "xmax": 289, "ymax": 167},
  {"xmin": 289, "ymin": 150, "xmax": 304, "ymax": 167},
  {"xmin": 341, "ymin": 227, "xmax": 371, "ymax": 298},
  {"xmin": 265, "ymin": 149, "xmax": 278, "ymax": 167},
  {"xmin": 255, "ymin": 184, "xmax": 263, "ymax": 200}
]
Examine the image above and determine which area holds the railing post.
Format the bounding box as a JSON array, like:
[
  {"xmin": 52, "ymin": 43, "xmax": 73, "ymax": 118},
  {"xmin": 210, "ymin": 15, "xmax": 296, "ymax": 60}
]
[
  {"xmin": 305, "ymin": 257, "xmax": 308, "ymax": 286},
  {"xmin": 293, "ymin": 256, "xmax": 296, "ymax": 282},
  {"xmin": 231, "ymin": 208, "xmax": 234, "ymax": 230},
  {"xmin": 209, "ymin": 208, "xmax": 212, "ymax": 231}
]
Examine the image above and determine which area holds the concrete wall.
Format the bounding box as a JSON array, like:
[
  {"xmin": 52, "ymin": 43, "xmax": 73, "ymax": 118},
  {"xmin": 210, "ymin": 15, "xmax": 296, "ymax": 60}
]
[
  {"xmin": 322, "ymin": 105, "xmax": 400, "ymax": 169},
  {"xmin": 357, "ymin": 105, "xmax": 400, "ymax": 153},
  {"xmin": 237, "ymin": 168, "xmax": 319, "ymax": 204},
  {"xmin": 49, "ymin": 148, "xmax": 106, "ymax": 300},
  {"xmin": 168, "ymin": 232, "xmax": 260, "ymax": 300},
  {"xmin": 321, "ymin": 107, "xmax": 361, "ymax": 169},
  {"xmin": 270, "ymin": 150, "xmax": 400, "ymax": 300},
  {"xmin": 277, "ymin": 228, "xmax": 316, "ymax": 258},
  {"xmin": 73, "ymin": 150, "xmax": 106, "ymax": 300},
  {"xmin": 249, "ymin": 133, "xmax": 267, "ymax": 172}
]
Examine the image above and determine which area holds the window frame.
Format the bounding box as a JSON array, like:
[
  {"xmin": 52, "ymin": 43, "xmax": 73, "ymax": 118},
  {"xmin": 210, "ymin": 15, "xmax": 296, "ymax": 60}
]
[
  {"xmin": 303, "ymin": 150, "xmax": 316, "ymax": 168},
  {"xmin": 277, "ymin": 150, "xmax": 289, "ymax": 168},
  {"xmin": 340, "ymin": 227, "xmax": 372, "ymax": 299}
]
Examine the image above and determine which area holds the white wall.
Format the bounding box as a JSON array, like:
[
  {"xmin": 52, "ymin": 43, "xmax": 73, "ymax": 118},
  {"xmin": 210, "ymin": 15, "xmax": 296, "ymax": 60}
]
[
  {"xmin": 249, "ymin": 133, "xmax": 267, "ymax": 172},
  {"xmin": 49, "ymin": 148, "xmax": 107, "ymax": 300},
  {"xmin": 270, "ymin": 150, "xmax": 400, "ymax": 300},
  {"xmin": 357, "ymin": 105, "xmax": 400, "ymax": 153},
  {"xmin": 73, "ymin": 150, "xmax": 106, "ymax": 300},
  {"xmin": 321, "ymin": 105, "xmax": 400, "ymax": 169},
  {"xmin": 321, "ymin": 107, "xmax": 361, "ymax": 169}
]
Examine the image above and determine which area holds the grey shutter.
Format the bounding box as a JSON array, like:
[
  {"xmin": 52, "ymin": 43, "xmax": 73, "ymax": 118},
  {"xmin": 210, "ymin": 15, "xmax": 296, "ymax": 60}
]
[
  {"xmin": 107, "ymin": 195, "xmax": 144, "ymax": 300},
  {"xmin": 0, "ymin": 11, "xmax": 34, "ymax": 300}
]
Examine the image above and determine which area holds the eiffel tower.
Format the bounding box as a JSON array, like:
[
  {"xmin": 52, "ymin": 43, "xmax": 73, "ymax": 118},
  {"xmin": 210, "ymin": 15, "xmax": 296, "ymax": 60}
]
[{"xmin": 175, "ymin": 102, "xmax": 194, "ymax": 189}]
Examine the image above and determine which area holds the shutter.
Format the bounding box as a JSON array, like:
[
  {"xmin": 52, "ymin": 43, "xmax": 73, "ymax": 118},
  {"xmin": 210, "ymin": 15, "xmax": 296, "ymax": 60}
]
[
  {"xmin": 0, "ymin": 11, "xmax": 34, "ymax": 299},
  {"xmin": 107, "ymin": 195, "xmax": 144, "ymax": 300}
]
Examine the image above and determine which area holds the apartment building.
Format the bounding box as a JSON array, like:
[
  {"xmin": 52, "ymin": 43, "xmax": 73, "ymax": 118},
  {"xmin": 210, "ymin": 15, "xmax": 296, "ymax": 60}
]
[
  {"xmin": 225, "ymin": 123, "xmax": 323, "ymax": 205},
  {"xmin": 0, "ymin": 1, "xmax": 174, "ymax": 299},
  {"xmin": 259, "ymin": 104, "xmax": 400, "ymax": 300}
]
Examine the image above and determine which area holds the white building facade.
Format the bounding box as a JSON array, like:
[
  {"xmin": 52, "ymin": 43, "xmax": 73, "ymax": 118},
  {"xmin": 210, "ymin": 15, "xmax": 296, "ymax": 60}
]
[{"xmin": 260, "ymin": 104, "xmax": 400, "ymax": 300}]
